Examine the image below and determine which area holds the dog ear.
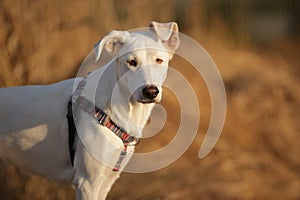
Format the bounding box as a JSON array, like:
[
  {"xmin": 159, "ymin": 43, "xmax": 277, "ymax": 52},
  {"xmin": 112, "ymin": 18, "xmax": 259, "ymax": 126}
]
[
  {"xmin": 149, "ymin": 21, "xmax": 180, "ymax": 58},
  {"xmin": 94, "ymin": 31, "xmax": 130, "ymax": 62}
]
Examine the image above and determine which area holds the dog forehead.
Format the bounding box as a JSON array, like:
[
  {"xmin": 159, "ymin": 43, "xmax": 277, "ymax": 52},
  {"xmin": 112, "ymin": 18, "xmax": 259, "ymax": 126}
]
[{"xmin": 120, "ymin": 32, "xmax": 168, "ymax": 56}]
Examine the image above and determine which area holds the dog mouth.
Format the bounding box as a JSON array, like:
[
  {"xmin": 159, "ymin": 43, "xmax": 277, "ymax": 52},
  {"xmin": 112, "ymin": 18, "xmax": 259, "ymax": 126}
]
[
  {"xmin": 132, "ymin": 94, "xmax": 160, "ymax": 104},
  {"xmin": 136, "ymin": 98, "xmax": 157, "ymax": 104}
]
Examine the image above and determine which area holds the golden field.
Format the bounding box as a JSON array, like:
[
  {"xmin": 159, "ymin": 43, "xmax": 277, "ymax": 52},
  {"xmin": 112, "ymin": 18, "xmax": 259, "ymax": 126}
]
[{"xmin": 0, "ymin": 0, "xmax": 299, "ymax": 199}]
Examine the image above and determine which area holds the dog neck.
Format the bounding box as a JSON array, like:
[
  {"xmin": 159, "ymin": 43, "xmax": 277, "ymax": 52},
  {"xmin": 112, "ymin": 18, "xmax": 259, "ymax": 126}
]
[{"xmin": 82, "ymin": 62, "xmax": 154, "ymax": 138}]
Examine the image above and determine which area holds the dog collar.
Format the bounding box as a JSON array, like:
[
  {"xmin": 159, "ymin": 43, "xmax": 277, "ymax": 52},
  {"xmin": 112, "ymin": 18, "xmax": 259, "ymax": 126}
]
[
  {"xmin": 68, "ymin": 77, "xmax": 139, "ymax": 171},
  {"xmin": 74, "ymin": 96, "xmax": 140, "ymax": 146}
]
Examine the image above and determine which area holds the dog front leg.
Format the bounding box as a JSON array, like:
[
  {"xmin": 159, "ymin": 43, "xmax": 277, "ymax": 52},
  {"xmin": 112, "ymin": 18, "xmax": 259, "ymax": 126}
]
[
  {"xmin": 73, "ymin": 140, "xmax": 112, "ymax": 200},
  {"xmin": 74, "ymin": 177, "xmax": 101, "ymax": 200},
  {"xmin": 97, "ymin": 170, "xmax": 121, "ymax": 200}
]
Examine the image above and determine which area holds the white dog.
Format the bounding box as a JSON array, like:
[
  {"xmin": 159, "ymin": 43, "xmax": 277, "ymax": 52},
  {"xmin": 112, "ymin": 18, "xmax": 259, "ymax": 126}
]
[{"xmin": 0, "ymin": 21, "xmax": 179, "ymax": 200}]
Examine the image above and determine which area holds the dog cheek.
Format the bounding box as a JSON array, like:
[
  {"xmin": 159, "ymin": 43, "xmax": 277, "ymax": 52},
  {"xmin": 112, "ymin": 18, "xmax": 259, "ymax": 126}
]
[
  {"xmin": 157, "ymin": 94, "xmax": 162, "ymax": 102},
  {"xmin": 161, "ymin": 67, "xmax": 168, "ymax": 83},
  {"xmin": 156, "ymin": 88, "xmax": 163, "ymax": 102},
  {"xmin": 131, "ymin": 89, "xmax": 141, "ymax": 103},
  {"xmin": 152, "ymin": 65, "xmax": 168, "ymax": 85},
  {"xmin": 116, "ymin": 63, "xmax": 129, "ymax": 81}
]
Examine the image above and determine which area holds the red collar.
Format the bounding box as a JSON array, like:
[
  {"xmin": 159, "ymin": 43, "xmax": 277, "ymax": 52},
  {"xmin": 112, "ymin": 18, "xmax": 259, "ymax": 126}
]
[
  {"xmin": 71, "ymin": 77, "xmax": 139, "ymax": 171},
  {"xmin": 74, "ymin": 95, "xmax": 140, "ymax": 146}
]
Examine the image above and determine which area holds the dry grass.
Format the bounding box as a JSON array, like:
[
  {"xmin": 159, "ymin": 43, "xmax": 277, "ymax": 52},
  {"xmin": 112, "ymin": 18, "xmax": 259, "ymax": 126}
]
[{"xmin": 0, "ymin": 0, "xmax": 299, "ymax": 199}]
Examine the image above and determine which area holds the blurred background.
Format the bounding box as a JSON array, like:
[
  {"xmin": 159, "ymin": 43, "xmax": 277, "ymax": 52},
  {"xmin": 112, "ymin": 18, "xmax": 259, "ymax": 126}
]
[{"xmin": 0, "ymin": 0, "xmax": 299, "ymax": 199}]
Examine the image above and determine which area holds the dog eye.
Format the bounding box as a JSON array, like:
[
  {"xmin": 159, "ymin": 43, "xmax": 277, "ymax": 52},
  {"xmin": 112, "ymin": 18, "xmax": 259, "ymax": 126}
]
[
  {"xmin": 127, "ymin": 59, "xmax": 138, "ymax": 67},
  {"xmin": 155, "ymin": 58, "xmax": 163, "ymax": 64}
]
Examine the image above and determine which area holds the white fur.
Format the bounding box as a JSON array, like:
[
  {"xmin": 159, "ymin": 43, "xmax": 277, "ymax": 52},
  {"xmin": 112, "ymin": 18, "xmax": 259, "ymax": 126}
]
[{"xmin": 0, "ymin": 21, "xmax": 179, "ymax": 200}]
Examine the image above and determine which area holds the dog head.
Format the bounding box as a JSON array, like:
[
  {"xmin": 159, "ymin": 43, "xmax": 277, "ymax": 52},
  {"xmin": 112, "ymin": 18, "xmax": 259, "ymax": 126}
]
[{"xmin": 94, "ymin": 21, "xmax": 179, "ymax": 104}]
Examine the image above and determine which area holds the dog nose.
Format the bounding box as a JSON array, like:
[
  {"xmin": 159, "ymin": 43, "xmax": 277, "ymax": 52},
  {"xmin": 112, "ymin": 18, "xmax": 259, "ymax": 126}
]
[{"xmin": 142, "ymin": 85, "xmax": 159, "ymax": 100}]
